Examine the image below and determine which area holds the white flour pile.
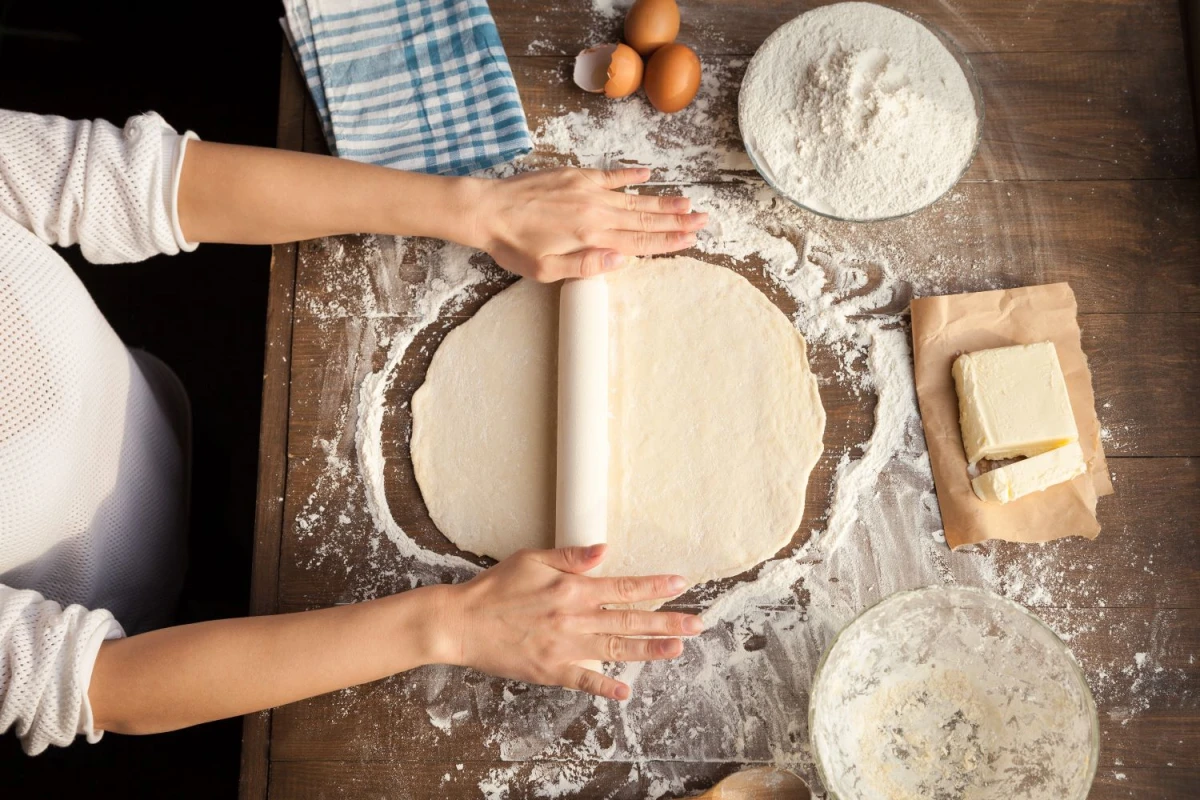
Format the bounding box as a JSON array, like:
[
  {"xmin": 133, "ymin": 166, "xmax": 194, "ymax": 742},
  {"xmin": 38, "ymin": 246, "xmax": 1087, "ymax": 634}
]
[
  {"xmin": 277, "ymin": 24, "xmax": 1186, "ymax": 798},
  {"xmin": 739, "ymin": 2, "xmax": 979, "ymax": 220}
]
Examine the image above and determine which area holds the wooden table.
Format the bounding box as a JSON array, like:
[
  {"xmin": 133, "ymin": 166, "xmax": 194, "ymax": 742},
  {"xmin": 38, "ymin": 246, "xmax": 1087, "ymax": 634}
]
[{"xmin": 242, "ymin": 2, "xmax": 1200, "ymax": 797}]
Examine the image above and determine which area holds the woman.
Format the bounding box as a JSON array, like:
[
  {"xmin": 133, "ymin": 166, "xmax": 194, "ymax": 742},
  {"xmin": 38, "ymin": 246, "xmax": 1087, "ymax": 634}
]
[{"xmin": 0, "ymin": 109, "xmax": 708, "ymax": 754}]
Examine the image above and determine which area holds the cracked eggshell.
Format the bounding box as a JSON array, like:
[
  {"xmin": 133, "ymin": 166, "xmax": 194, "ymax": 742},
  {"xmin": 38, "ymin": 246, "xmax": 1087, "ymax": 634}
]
[{"xmin": 573, "ymin": 43, "xmax": 644, "ymax": 99}]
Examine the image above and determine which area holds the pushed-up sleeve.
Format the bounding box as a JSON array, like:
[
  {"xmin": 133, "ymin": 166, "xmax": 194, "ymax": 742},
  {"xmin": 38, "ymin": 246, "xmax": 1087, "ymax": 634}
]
[
  {"xmin": 0, "ymin": 584, "xmax": 125, "ymax": 755},
  {"xmin": 0, "ymin": 109, "xmax": 198, "ymax": 263}
]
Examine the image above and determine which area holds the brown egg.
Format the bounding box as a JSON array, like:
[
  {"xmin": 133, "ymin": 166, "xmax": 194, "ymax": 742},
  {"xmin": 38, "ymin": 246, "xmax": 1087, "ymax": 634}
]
[
  {"xmin": 623, "ymin": 0, "xmax": 680, "ymax": 57},
  {"xmin": 643, "ymin": 43, "xmax": 701, "ymax": 113},
  {"xmin": 572, "ymin": 43, "xmax": 644, "ymax": 99}
]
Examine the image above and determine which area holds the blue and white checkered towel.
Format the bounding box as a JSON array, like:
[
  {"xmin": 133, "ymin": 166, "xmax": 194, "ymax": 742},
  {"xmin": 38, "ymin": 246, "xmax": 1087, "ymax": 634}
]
[{"xmin": 282, "ymin": 0, "xmax": 532, "ymax": 175}]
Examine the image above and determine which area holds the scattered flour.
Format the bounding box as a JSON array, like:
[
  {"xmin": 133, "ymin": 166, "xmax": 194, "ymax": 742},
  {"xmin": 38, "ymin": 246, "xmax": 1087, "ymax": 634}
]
[
  {"xmin": 740, "ymin": 2, "xmax": 979, "ymax": 220},
  {"xmin": 355, "ymin": 241, "xmax": 487, "ymax": 578},
  {"xmin": 590, "ymin": 0, "xmax": 631, "ymax": 19},
  {"xmin": 530, "ymin": 58, "xmax": 753, "ymax": 182},
  {"xmin": 273, "ymin": 33, "xmax": 1179, "ymax": 798}
]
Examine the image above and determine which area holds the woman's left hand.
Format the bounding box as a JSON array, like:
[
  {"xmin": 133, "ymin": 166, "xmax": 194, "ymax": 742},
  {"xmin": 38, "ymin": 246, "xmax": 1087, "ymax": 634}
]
[
  {"xmin": 432, "ymin": 545, "xmax": 701, "ymax": 700},
  {"xmin": 464, "ymin": 167, "xmax": 707, "ymax": 282}
]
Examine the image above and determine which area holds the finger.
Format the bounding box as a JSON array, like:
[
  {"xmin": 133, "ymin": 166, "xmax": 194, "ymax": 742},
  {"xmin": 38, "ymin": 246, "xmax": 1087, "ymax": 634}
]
[
  {"xmin": 599, "ymin": 230, "xmax": 697, "ymax": 256},
  {"xmin": 579, "ymin": 166, "xmax": 651, "ymax": 190},
  {"xmin": 564, "ymin": 666, "xmax": 631, "ymax": 701},
  {"xmin": 535, "ymin": 249, "xmax": 628, "ymax": 281},
  {"xmin": 526, "ymin": 544, "xmax": 607, "ymax": 574},
  {"xmin": 593, "ymin": 635, "xmax": 685, "ymax": 663},
  {"xmin": 603, "ymin": 191, "xmax": 692, "ymax": 214},
  {"xmin": 612, "ymin": 209, "xmax": 708, "ymax": 233},
  {"xmin": 585, "ymin": 609, "xmax": 705, "ymax": 636},
  {"xmin": 591, "ymin": 574, "xmax": 688, "ymax": 605}
]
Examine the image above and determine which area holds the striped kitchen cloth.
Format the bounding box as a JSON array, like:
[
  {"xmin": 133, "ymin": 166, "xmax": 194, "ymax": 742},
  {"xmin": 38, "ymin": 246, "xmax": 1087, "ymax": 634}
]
[{"xmin": 282, "ymin": 0, "xmax": 532, "ymax": 175}]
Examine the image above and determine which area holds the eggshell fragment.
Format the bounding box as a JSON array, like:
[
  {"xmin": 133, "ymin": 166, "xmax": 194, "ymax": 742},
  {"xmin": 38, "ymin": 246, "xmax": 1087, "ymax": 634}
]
[
  {"xmin": 573, "ymin": 44, "xmax": 617, "ymax": 93},
  {"xmin": 643, "ymin": 43, "xmax": 701, "ymax": 113},
  {"xmin": 573, "ymin": 43, "xmax": 644, "ymax": 98},
  {"xmin": 624, "ymin": 0, "xmax": 680, "ymax": 57}
]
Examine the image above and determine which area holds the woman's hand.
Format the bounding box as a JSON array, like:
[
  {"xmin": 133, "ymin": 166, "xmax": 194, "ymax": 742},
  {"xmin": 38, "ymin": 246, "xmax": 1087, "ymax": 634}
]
[
  {"xmin": 464, "ymin": 167, "xmax": 707, "ymax": 282},
  {"xmin": 176, "ymin": 144, "xmax": 703, "ymax": 280},
  {"xmin": 434, "ymin": 545, "xmax": 703, "ymax": 700}
]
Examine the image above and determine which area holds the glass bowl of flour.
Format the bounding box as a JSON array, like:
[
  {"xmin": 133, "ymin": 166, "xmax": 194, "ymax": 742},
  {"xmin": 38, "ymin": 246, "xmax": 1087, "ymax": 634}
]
[
  {"xmin": 808, "ymin": 586, "xmax": 1099, "ymax": 800},
  {"xmin": 739, "ymin": 2, "xmax": 984, "ymax": 222}
]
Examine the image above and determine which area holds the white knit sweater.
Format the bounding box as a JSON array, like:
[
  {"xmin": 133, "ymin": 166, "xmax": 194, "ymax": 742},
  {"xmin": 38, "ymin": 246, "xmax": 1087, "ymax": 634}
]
[{"xmin": 0, "ymin": 110, "xmax": 196, "ymax": 754}]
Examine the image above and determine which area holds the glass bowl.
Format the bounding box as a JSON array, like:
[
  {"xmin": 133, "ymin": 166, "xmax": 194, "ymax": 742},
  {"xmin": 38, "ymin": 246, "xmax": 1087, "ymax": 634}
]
[
  {"xmin": 809, "ymin": 586, "xmax": 1099, "ymax": 800},
  {"xmin": 738, "ymin": 4, "xmax": 985, "ymax": 223}
]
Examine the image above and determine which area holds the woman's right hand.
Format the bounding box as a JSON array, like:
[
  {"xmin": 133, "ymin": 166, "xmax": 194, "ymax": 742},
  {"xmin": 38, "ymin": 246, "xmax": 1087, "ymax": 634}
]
[
  {"xmin": 464, "ymin": 167, "xmax": 707, "ymax": 282},
  {"xmin": 433, "ymin": 545, "xmax": 702, "ymax": 700}
]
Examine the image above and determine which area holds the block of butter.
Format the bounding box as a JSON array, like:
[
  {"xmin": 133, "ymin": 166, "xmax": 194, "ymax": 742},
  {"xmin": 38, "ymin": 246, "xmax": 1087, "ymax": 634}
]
[
  {"xmin": 952, "ymin": 342, "xmax": 1079, "ymax": 465},
  {"xmin": 971, "ymin": 441, "xmax": 1087, "ymax": 503}
]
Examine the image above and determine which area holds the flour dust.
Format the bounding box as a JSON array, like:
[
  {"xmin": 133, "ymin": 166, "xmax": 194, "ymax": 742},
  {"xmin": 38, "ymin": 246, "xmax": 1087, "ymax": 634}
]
[{"xmin": 285, "ymin": 45, "xmax": 1182, "ymax": 800}]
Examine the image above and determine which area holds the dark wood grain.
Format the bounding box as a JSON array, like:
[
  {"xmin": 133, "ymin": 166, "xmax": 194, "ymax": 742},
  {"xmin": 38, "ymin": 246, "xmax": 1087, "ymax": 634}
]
[
  {"xmin": 269, "ymin": 758, "xmax": 1200, "ymax": 800},
  {"xmin": 271, "ymin": 454, "xmax": 1200, "ymax": 613},
  {"xmin": 252, "ymin": 1, "xmax": 1200, "ymax": 796},
  {"xmin": 238, "ymin": 43, "xmax": 306, "ymax": 800},
  {"xmin": 288, "ymin": 182, "xmax": 1200, "ymax": 323},
  {"xmin": 270, "ymin": 759, "xmax": 748, "ymax": 799},
  {"xmin": 488, "ymin": 0, "xmax": 1186, "ymax": 57},
  {"xmin": 263, "ymin": 606, "xmax": 1199, "ymax": 773}
]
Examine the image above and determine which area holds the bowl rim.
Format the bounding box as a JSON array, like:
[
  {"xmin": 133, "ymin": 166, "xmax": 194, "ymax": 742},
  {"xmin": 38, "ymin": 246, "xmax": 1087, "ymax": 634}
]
[
  {"xmin": 807, "ymin": 584, "xmax": 1101, "ymax": 800},
  {"xmin": 737, "ymin": 1, "xmax": 987, "ymax": 223}
]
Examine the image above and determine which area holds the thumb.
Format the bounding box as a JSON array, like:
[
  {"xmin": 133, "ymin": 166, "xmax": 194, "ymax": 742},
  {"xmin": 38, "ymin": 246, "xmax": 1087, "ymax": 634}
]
[
  {"xmin": 543, "ymin": 249, "xmax": 627, "ymax": 280},
  {"xmin": 532, "ymin": 544, "xmax": 607, "ymax": 573}
]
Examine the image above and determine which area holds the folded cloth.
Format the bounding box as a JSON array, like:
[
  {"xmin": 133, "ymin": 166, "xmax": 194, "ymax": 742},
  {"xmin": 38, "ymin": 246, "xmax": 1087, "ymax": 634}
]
[{"xmin": 282, "ymin": 0, "xmax": 532, "ymax": 175}]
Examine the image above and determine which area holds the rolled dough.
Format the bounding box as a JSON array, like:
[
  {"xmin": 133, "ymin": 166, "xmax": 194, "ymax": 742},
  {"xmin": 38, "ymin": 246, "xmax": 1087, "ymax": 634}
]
[{"xmin": 410, "ymin": 257, "xmax": 825, "ymax": 598}]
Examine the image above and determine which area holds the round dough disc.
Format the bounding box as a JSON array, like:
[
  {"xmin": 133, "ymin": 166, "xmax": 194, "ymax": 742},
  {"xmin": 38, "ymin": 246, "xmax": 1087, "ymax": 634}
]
[{"xmin": 411, "ymin": 256, "xmax": 825, "ymax": 595}]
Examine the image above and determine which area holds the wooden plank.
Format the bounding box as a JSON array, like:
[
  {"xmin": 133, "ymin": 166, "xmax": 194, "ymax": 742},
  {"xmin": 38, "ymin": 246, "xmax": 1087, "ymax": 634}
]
[
  {"xmin": 283, "ymin": 303, "xmax": 1200, "ymax": 479},
  {"xmin": 1191, "ymin": 1, "xmax": 1200, "ymax": 154},
  {"xmin": 506, "ymin": 49, "xmax": 1198, "ymax": 183},
  {"xmin": 270, "ymin": 758, "xmax": 747, "ymax": 799},
  {"xmin": 273, "ymin": 448, "xmax": 1200, "ymax": 609},
  {"xmin": 270, "ymin": 758, "xmax": 1200, "ymax": 799},
  {"xmin": 265, "ymin": 608, "xmax": 1199, "ymax": 768},
  {"xmin": 1086, "ymin": 313, "xmax": 1200, "ymax": 458},
  {"xmin": 239, "ymin": 42, "xmax": 306, "ymax": 800},
  {"xmin": 1088, "ymin": 768, "xmax": 1200, "ymax": 799},
  {"xmin": 289, "ymin": 182, "xmax": 1200, "ymax": 324},
  {"xmin": 967, "ymin": 51, "xmax": 1198, "ymax": 181},
  {"xmin": 489, "ymin": 0, "xmax": 1186, "ymax": 57}
]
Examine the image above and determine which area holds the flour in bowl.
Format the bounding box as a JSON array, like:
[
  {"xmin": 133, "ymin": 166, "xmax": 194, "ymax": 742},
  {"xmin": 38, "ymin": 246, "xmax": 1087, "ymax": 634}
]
[{"xmin": 739, "ymin": 2, "xmax": 980, "ymax": 220}]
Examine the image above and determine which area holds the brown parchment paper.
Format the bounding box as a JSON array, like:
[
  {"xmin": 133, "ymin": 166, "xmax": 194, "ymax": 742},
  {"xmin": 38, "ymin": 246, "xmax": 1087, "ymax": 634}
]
[{"xmin": 910, "ymin": 283, "xmax": 1113, "ymax": 549}]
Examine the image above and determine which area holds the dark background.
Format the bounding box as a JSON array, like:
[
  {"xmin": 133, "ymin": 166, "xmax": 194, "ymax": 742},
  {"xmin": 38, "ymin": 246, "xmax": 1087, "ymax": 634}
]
[{"xmin": 0, "ymin": 0, "xmax": 281, "ymax": 796}]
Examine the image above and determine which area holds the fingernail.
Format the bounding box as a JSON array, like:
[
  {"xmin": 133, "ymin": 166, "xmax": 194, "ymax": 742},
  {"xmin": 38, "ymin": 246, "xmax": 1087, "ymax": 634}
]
[
  {"xmin": 661, "ymin": 639, "xmax": 684, "ymax": 656},
  {"xmin": 585, "ymin": 544, "xmax": 606, "ymax": 559},
  {"xmin": 603, "ymin": 252, "xmax": 625, "ymax": 271},
  {"xmin": 680, "ymin": 232, "xmax": 697, "ymax": 245},
  {"xmin": 673, "ymin": 197, "xmax": 691, "ymax": 212},
  {"xmin": 683, "ymin": 616, "xmax": 705, "ymax": 634},
  {"xmin": 690, "ymin": 212, "xmax": 709, "ymax": 227},
  {"xmin": 668, "ymin": 576, "xmax": 687, "ymax": 592},
  {"xmin": 615, "ymin": 683, "xmax": 631, "ymax": 701}
]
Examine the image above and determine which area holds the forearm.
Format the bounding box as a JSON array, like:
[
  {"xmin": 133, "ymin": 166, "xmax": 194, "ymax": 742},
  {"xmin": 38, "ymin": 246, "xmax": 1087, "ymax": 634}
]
[
  {"xmin": 176, "ymin": 140, "xmax": 482, "ymax": 246},
  {"xmin": 88, "ymin": 585, "xmax": 456, "ymax": 735}
]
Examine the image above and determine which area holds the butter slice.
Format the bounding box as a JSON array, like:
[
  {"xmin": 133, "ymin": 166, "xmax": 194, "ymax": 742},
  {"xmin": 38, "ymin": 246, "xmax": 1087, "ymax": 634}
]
[
  {"xmin": 971, "ymin": 442, "xmax": 1087, "ymax": 503},
  {"xmin": 952, "ymin": 342, "xmax": 1078, "ymax": 465}
]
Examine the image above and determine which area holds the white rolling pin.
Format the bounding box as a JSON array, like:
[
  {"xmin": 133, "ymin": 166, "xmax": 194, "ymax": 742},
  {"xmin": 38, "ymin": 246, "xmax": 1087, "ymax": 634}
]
[{"xmin": 556, "ymin": 276, "xmax": 610, "ymax": 677}]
